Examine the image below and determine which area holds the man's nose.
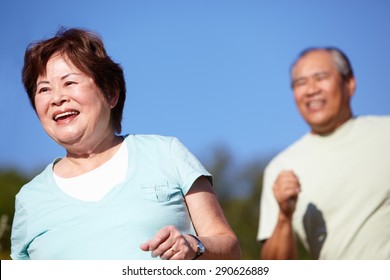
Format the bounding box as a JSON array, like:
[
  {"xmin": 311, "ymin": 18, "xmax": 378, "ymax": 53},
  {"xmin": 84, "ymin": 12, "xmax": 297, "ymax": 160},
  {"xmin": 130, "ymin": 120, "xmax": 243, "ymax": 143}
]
[{"xmin": 306, "ymin": 78, "xmax": 320, "ymax": 95}]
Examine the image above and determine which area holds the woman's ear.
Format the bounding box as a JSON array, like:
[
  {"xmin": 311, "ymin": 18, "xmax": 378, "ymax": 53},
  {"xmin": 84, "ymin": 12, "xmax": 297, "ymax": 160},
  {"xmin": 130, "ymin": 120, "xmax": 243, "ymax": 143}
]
[{"xmin": 109, "ymin": 89, "xmax": 120, "ymax": 109}]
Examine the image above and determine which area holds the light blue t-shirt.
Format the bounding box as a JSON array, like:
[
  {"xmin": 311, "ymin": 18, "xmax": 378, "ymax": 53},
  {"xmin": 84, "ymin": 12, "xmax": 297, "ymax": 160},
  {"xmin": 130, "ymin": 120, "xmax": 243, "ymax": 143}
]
[{"xmin": 11, "ymin": 135, "xmax": 211, "ymax": 260}]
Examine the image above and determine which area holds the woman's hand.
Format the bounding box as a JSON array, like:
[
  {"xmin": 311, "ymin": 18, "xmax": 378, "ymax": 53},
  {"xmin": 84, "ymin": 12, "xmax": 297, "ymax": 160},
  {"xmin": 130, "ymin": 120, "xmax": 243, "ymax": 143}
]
[
  {"xmin": 141, "ymin": 176, "xmax": 241, "ymax": 260},
  {"xmin": 140, "ymin": 225, "xmax": 197, "ymax": 260}
]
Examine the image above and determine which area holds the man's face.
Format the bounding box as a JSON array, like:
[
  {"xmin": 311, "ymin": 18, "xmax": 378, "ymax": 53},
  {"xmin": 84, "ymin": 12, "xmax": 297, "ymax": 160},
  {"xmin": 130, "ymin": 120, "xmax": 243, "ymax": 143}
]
[{"xmin": 291, "ymin": 50, "xmax": 355, "ymax": 135}]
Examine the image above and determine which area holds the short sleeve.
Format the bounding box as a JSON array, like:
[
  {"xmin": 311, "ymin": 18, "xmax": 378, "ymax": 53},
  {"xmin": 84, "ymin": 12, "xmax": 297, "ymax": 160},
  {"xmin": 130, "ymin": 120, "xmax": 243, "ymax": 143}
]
[
  {"xmin": 10, "ymin": 197, "xmax": 30, "ymax": 260},
  {"xmin": 169, "ymin": 137, "xmax": 212, "ymax": 195}
]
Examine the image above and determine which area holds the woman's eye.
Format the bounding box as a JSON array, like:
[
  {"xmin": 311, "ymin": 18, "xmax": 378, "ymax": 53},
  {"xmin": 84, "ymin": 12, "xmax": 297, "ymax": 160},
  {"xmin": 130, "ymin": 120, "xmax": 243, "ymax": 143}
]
[
  {"xmin": 65, "ymin": 81, "xmax": 76, "ymax": 86},
  {"xmin": 37, "ymin": 87, "xmax": 50, "ymax": 94}
]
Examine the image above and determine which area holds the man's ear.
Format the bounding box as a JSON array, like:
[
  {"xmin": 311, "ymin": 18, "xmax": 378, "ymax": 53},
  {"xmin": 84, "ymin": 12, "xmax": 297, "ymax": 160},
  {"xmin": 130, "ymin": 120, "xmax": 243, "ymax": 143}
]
[{"xmin": 346, "ymin": 76, "xmax": 356, "ymax": 97}]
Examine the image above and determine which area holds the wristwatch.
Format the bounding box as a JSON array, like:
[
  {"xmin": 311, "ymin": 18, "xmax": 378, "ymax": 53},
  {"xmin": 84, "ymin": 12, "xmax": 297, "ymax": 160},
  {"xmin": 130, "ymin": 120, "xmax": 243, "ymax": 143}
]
[{"xmin": 188, "ymin": 234, "xmax": 206, "ymax": 260}]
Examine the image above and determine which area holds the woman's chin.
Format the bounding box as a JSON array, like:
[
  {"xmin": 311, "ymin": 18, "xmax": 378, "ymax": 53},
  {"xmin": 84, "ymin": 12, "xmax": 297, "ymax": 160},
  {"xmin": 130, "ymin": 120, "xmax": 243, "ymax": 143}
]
[{"xmin": 51, "ymin": 133, "xmax": 82, "ymax": 147}]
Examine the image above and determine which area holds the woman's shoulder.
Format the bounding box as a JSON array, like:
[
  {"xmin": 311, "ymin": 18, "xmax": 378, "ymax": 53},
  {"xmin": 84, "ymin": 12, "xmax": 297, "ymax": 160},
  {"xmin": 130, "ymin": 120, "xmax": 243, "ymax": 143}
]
[
  {"xmin": 124, "ymin": 133, "xmax": 175, "ymax": 141},
  {"xmin": 122, "ymin": 134, "xmax": 192, "ymax": 161},
  {"xmin": 123, "ymin": 134, "xmax": 179, "ymax": 147},
  {"xmin": 15, "ymin": 163, "xmax": 54, "ymax": 203}
]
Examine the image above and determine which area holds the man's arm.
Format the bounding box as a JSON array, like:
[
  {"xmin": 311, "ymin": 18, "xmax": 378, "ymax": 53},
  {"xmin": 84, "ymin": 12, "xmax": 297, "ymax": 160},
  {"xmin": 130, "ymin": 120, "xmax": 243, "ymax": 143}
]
[
  {"xmin": 260, "ymin": 212, "xmax": 298, "ymax": 259},
  {"xmin": 260, "ymin": 170, "xmax": 301, "ymax": 260}
]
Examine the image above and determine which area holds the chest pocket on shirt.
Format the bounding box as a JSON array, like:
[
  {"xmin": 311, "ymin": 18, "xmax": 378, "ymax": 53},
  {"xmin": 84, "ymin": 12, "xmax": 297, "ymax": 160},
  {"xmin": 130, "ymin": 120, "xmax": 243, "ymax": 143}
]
[{"xmin": 141, "ymin": 183, "xmax": 171, "ymax": 202}]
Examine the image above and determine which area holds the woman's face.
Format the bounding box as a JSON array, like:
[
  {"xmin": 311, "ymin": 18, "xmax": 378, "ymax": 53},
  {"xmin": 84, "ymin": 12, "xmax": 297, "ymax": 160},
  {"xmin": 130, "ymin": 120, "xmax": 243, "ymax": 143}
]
[{"xmin": 35, "ymin": 54, "xmax": 116, "ymax": 150}]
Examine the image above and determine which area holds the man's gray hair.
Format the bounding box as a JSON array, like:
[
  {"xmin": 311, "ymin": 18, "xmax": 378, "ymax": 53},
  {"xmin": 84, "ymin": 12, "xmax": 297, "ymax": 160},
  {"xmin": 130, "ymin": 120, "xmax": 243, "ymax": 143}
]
[{"xmin": 290, "ymin": 47, "xmax": 354, "ymax": 81}]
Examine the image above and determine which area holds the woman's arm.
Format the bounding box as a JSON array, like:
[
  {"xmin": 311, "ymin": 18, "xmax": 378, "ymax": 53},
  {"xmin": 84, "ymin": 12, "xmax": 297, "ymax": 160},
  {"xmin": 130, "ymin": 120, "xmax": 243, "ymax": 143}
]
[{"xmin": 140, "ymin": 176, "xmax": 241, "ymax": 260}]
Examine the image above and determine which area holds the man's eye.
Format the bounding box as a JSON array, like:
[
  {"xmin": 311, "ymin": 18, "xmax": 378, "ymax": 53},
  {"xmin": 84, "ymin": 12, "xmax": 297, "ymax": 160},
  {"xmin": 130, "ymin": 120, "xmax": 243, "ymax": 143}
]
[
  {"xmin": 315, "ymin": 73, "xmax": 328, "ymax": 81},
  {"xmin": 293, "ymin": 79, "xmax": 306, "ymax": 88}
]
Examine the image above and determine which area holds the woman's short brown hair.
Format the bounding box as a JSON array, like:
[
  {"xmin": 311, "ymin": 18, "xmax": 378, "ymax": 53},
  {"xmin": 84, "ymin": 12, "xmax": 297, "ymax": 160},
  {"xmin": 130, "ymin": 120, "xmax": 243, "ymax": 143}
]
[{"xmin": 22, "ymin": 27, "xmax": 126, "ymax": 134}]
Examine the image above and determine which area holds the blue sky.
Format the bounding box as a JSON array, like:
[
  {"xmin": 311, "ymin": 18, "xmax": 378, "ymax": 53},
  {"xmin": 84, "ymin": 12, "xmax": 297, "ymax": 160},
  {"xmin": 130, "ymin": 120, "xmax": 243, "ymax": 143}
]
[{"xmin": 1, "ymin": 0, "xmax": 390, "ymax": 175}]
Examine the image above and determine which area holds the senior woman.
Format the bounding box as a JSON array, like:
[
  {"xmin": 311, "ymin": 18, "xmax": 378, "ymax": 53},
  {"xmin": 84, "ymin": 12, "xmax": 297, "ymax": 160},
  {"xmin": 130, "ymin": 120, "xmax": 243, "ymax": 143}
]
[{"xmin": 11, "ymin": 27, "xmax": 240, "ymax": 260}]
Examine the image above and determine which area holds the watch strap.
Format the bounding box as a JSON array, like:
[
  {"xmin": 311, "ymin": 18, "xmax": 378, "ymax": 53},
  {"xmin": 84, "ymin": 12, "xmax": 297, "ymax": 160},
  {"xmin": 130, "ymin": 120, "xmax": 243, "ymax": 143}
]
[{"xmin": 188, "ymin": 234, "xmax": 205, "ymax": 260}]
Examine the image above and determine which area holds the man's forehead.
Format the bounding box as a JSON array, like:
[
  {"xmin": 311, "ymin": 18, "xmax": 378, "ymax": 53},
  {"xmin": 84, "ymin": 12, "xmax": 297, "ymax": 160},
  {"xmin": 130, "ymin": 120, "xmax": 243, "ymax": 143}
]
[{"xmin": 293, "ymin": 52, "xmax": 336, "ymax": 77}]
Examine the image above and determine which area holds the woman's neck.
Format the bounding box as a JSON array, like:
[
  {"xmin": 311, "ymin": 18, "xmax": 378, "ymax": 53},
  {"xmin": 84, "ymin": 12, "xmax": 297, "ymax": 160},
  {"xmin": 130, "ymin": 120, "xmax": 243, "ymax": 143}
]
[{"xmin": 54, "ymin": 134, "xmax": 124, "ymax": 178}]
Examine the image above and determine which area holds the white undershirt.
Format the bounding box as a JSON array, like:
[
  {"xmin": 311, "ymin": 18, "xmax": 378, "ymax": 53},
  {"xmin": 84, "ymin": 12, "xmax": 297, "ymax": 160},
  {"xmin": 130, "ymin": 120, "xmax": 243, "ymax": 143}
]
[{"xmin": 54, "ymin": 141, "xmax": 128, "ymax": 201}]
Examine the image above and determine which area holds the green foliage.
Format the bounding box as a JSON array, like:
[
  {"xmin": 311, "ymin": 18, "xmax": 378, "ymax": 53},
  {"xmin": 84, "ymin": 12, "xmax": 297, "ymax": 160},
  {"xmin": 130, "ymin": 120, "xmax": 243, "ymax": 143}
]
[
  {"xmin": 0, "ymin": 169, "xmax": 30, "ymax": 259},
  {"xmin": 205, "ymin": 147, "xmax": 265, "ymax": 259}
]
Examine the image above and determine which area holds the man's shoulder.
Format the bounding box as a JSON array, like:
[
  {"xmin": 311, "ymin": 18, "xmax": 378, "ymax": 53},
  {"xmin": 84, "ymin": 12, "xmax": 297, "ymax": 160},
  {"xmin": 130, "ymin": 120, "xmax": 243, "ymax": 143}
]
[
  {"xmin": 352, "ymin": 116, "xmax": 390, "ymax": 138},
  {"xmin": 355, "ymin": 115, "xmax": 390, "ymax": 127}
]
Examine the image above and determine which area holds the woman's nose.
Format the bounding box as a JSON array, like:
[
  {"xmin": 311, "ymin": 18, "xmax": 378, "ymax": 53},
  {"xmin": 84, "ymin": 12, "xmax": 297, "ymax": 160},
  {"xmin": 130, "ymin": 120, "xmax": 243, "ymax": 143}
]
[{"xmin": 51, "ymin": 88, "xmax": 69, "ymax": 106}]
